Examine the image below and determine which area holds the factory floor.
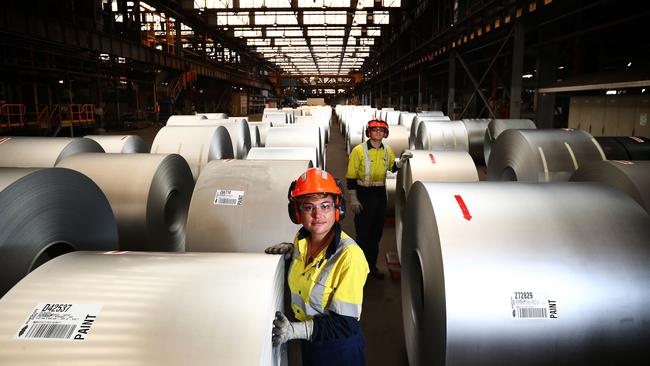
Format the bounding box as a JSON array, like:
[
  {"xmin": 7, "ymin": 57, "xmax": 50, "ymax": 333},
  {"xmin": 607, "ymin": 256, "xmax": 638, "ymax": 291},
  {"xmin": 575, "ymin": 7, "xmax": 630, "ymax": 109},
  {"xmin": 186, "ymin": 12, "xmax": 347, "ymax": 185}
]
[{"xmin": 110, "ymin": 119, "xmax": 410, "ymax": 365}]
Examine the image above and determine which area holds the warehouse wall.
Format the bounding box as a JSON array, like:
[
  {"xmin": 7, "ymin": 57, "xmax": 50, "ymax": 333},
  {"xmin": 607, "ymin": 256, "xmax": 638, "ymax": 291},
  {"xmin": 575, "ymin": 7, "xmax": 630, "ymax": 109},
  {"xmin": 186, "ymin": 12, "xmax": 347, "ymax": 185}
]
[{"xmin": 569, "ymin": 95, "xmax": 649, "ymax": 137}]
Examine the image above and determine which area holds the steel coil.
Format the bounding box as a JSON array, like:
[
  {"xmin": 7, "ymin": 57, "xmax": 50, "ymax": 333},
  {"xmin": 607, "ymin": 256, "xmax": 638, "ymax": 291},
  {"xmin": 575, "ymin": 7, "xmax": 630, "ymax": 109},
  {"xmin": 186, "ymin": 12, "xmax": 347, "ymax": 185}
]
[
  {"xmin": 386, "ymin": 111, "xmax": 401, "ymax": 125},
  {"xmin": 0, "ymin": 137, "xmax": 104, "ymax": 167},
  {"xmin": 395, "ymin": 151, "xmax": 478, "ymax": 262},
  {"xmin": 409, "ymin": 116, "xmax": 450, "ymax": 149},
  {"xmin": 415, "ymin": 121, "xmax": 469, "ymax": 151},
  {"xmin": 150, "ymin": 126, "xmax": 234, "ymax": 181},
  {"xmin": 461, "ymin": 119, "xmax": 491, "ymax": 162},
  {"xmin": 249, "ymin": 125, "xmax": 261, "ymax": 148},
  {"xmin": 249, "ymin": 122, "xmax": 271, "ymax": 147},
  {"xmin": 383, "ymin": 125, "xmax": 410, "ymax": 157},
  {"xmin": 401, "ymin": 181, "xmax": 650, "ymax": 366},
  {"xmin": 186, "ymin": 160, "xmax": 310, "ymax": 253},
  {"xmin": 56, "ymin": 153, "xmax": 194, "ymax": 252},
  {"xmin": 293, "ymin": 117, "xmax": 327, "ymax": 153},
  {"xmin": 266, "ymin": 126, "xmax": 324, "ymax": 169},
  {"xmin": 84, "ymin": 135, "xmax": 147, "ymax": 153},
  {"xmin": 263, "ymin": 113, "xmax": 289, "ymax": 125},
  {"xmin": 200, "ymin": 112, "xmax": 228, "ymax": 119},
  {"xmin": 166, "ymin": 119, "xmax": 251, "ymax": 159},
  {"xmin": 246, "ymin": 147, "xmax": 317, "ymax": 167},
  {"xmin": 166, "ymin": 115, "xmax": 207, "ymax": 125},
  {"xmin": 399, "ymin": 112, "xmax": 417, "ymax": 130},
  {"xmin": 386, "ymin": 171, "xmax": 397, "ymax": 215},
  {"xmin": 483, "ymin": 119, "xmax": 536, "ymax": 164},
  {"xmin": 0, "ymin": 168, "xmax": 118, "ymax": 297},
  {"xmin": 595, "ymin": 136, "xmax": 650, "ymax": 160},
  {"xmin": 487, "ymin": 129, "xmax": 605, "ymax": 182},
  {"xmin": 571, "ymin": 160, "xmax": 650, "ymax": 213},
  {"xmin": 0, "ymin": 251, "xmax": 285, "ymax": 365}
]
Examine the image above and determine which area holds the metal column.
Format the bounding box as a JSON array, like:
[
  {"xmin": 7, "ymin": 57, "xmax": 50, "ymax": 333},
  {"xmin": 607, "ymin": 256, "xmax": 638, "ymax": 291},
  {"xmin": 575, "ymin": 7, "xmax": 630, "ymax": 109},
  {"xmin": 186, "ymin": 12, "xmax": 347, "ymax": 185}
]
[{"xmin": 510, "ymin": 21, "xmax": 525, "ymax": 118}]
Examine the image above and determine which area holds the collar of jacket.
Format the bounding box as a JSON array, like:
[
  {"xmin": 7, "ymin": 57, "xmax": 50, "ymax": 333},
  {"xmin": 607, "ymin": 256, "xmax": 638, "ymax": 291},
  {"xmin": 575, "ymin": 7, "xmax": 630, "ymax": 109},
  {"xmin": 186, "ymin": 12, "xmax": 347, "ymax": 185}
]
[
  {"xmin": 366, "ymin": 139, "xmax": 385, "ymax": 150},
  {"xmin": 297, "ymin": 222, "xmax": 342, "ymax": 260}
]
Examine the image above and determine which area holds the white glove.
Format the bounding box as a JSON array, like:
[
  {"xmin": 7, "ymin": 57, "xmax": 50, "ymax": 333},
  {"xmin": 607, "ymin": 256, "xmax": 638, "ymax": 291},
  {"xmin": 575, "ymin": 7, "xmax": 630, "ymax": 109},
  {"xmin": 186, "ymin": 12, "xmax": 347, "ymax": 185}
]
[
  {"xmin": 395, "ymin": 150, "xmax": 414, "ymax": 169},
  {"xmin": 348, "ymin": 189, "xmax": 363, "ymax": 214},
  {"xmin": 264, "ymin": 242, "xmax": 294, "ymax": 255},
  {"xmin": 272, "ymin": 311, "xmax": 313, "ymax": 346}
]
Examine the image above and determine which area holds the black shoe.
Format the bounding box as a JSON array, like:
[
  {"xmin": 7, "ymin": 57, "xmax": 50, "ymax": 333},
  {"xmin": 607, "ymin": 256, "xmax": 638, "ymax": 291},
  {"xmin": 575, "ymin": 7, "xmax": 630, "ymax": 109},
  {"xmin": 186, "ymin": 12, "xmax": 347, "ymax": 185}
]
[{"xmin": 369, "ymin": 269, "xmax": 385, "ymax": 280}]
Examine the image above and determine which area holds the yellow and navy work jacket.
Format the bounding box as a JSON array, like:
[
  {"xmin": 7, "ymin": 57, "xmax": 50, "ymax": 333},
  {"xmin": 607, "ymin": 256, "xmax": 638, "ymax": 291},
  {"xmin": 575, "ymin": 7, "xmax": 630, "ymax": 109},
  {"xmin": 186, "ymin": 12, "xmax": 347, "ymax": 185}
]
[
  {"xmin": 346, "ymin": 140, "xmax": 396, "ymax": 188},
  {"xmin": 288, "ymin": 224, "xmax": 369, "ymax": 321}
]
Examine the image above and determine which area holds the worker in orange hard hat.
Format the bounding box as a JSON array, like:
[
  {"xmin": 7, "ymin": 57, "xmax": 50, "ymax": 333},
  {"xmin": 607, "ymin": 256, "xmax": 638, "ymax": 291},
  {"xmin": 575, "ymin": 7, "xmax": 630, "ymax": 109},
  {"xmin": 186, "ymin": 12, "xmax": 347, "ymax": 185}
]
[
  {"xmin": 346, "ymin": 118, "xmax": 413, "ymax": 279},
  {"xmin": 266, "ymin": 167, "xmax": 369, "ymax": 365}
]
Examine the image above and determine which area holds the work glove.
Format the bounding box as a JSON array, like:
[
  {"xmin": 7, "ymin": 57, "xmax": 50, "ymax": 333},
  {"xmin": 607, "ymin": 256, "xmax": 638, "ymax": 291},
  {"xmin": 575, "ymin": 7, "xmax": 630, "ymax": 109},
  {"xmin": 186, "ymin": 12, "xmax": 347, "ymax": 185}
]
[
  {"xmin": 348, "ymin": 189, "xmax": 363, "ymax": 214},
  {"xmin": 264, "ymin": 242, "xmax": 294, "ymax": 255},
  {"xmin": 395, "ymin": 150, "xmax": 414, "ymax": 169},
  {"xmin": 272, "ymin": 311, "xmax": 314, "ymax": 346}
]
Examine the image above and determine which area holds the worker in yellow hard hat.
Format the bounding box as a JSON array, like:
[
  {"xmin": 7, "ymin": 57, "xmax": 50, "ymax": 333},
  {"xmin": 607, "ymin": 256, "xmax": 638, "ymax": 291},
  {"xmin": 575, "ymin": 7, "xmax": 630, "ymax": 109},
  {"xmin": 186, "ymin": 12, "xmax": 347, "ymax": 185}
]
[{"xmin": 266, "ymin": 167, "xmax": 369, "ymax": 365}]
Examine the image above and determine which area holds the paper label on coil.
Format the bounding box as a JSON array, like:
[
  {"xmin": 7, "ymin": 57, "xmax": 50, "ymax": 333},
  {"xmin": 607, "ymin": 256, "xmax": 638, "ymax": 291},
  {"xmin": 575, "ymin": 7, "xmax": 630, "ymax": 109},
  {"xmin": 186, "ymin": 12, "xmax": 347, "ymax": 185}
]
[
  {"xmin": 214, "ymin": 189, "xmax": 245, "ymax": 206},
  {"xmin": 639, "ymin": 113, "xmax": 647, "ymax": 127},
  {"xmin": 15, "ymin": 303, "xmax": 103, "ymax": 341},
  {"xmin": 510, "ymin": 291, "xmax": 557, "ymax": 320}
]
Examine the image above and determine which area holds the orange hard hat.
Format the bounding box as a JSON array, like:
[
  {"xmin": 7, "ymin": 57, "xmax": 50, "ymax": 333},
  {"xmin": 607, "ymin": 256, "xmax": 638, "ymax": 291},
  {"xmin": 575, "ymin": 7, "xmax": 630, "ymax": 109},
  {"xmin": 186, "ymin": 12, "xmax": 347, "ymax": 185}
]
[
  {"xmin": 289, "ymin": 168, "xmax": 342, "ymax": 198},
  {"xmin": 287, "ymin": 168, "xmax": 345, "ymax": 224},
  {"xmin": 366, "ymin": 119, "xmax": 389, "ymax": 137}
]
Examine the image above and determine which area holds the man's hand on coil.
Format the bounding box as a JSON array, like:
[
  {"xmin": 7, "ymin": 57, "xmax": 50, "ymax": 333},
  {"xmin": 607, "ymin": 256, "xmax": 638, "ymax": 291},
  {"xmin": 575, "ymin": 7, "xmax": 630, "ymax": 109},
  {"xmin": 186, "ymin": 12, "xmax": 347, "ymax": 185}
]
[
  {"xmin": 272, "ymin": 311, "xmax": 313, "ymax": 346},
  {"xmin": 348, "ymin": 189, "xmax": 363, "ymax": 214},
  {"xmin": 264, "ymin": 242, "xmax": 294, "ymax": 255},
  {"xmin": 395, "ymin": 150, "xmax": 414, "ymax": 169}
]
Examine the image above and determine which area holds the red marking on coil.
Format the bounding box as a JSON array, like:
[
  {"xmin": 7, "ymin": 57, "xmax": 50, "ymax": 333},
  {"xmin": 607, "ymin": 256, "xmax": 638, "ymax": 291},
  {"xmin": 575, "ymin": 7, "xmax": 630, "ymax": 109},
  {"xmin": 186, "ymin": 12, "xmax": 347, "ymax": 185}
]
[
  {"xmin": 0, "ymin": 137, "xmax": 12, "ymax": 145},
  {"xmin": 629, "ymin": 136, "xmax": 644, "ymax": 143},
  {"xmin": 562, "ymin": 128, "xmax": 574, "ymax": 132},
  {"xmin": 105, "ymin": 250, "xmax": 128, "ymax": 254},
  {"xmin": 454, "ymin": 195, "xmax": 472, "ymax": 221},
  {"xmin": 120, "ymin": 136, "xmax": 128, "ymax": 140},
  {"xmin": 224, "ymin": 159, "xmax": 234, "ymax": 162},
  {"xmin": 428, "ymin": 153, "xmax": 436, "ymax": 164}
]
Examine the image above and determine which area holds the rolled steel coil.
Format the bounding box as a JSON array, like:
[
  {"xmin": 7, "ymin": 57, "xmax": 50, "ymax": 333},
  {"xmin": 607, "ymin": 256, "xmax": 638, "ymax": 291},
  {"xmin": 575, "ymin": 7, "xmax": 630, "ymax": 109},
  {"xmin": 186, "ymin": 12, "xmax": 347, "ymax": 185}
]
[
  {"xmin": 200, "ymin": 112, "xmax": 228, "ymax": 119},
  {"xmin": 167, "ymin": 119, "xmax": 251, "ymax": 159},
  {"xmin": 246, "ymin": 147, "xmax": 317, "ymax": 167},
  {"xmin": 395, "ymin": 151, "xmax": 478, "ymax": 262},
  {"xmin": 386, "ymin": 171, "xmax": 397, "ymax": 215},
  {"xmin": 483, "ymin": 119, "xmax": 536, "ymax": 164},
  {"xmin": 166, "ymin": 115, "xmax": 207, "ymax": 125},
  {"xmin": 264, "ymin": 112, "xmax": 289, "ymax": 125},
  {"xmin": 415, "ymin": 120, "xmax": 469, "ymax": 151},
  {"xmin": 186, "ymin": 160, "xmax": 310, "ymax": 253},
  {"xmin": 461, "ymin": 119, "xmax": 491, "ymax": 162},
  {"xmin": 487, "ymin": 129, "xmax": 606, "ymax": 182},
  {"xmin": 266, "ymin": 126, "xmax": 324, "ymax": 169},
  {"xmin": 401, "ymin": 181, "xmax": 650, "ymax": 366},
  {"xmin": 399, "ymin": 112, "xmax": 417, "ymax": 130},
  {"xmin": 409, "ymin": 116, "xmax": 451, "ymax": 149},
  {"xmin": 595, "ymin": 136, "xmax": 650, "ymax": 160},
  {"xmin": 56, "ymin": 153, "xmax": 194, "ymax": 252},
  {"xmin": 0, "ymin": 137, "xmax": 104, "ymax": 167},
  {"xmin": 249, "ymin": 121, "xmax": 271, "ymax": 147},
  {"xmin": 386, "ymin": 111, "xmax": 401, "ymax": 125},
  {"xmin": 383, "ymin": 125, "xmax": 410, "ymax": 157},
  {"xmin": 0, "ymin": 251, "xmax": 285, "ymax": 365},
  {"xmin": 417, "ymin": 111, "xmax": 445, "ymax": 117},
  {"xmin": 84, "ymin": 135, "xmax": 147, "ymax": 153},
  {"xmin": 249, "ymin": 125, "xmax": 261, "ymax": 148},
  {"xmin": 294, "ymin": 116, "xmax": 327, "ymax": 151},
  {"xmin": 571, "ymin": 160, "xmax": 650, "ymax": 213},
  {"xmin": 150, "ymin": 126, "xmax": 234, "ymax": 181},
  {"xmin": 0, "ymin": 168, "xmax": 117, "ymax": 297}
]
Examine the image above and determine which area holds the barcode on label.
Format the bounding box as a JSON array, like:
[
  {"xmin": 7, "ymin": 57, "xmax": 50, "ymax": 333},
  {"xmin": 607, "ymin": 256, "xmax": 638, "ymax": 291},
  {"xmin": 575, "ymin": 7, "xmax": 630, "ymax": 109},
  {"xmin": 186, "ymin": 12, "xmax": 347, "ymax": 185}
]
[
  {"xmin": 24, "ymin": 323, "xmax": 76, "ymax": 339},
  {"xmin": 216, "ymin": 197, "xmax": 238, "ymax": 205},
  {"xmin": 516, "ymin": 307, "xmax": 548, "ymax": 319},
  {"xmin": 213, "ymin": 189, "xmax": 245, "ymax": 206}
]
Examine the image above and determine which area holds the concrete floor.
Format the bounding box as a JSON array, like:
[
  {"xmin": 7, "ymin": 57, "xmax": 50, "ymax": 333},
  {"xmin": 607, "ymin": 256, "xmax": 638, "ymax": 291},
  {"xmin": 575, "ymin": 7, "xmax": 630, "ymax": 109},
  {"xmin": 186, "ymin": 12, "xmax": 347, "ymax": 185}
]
[{"xmin": 118, "ymin": 118, "xmax": 410, "ymax": 365}]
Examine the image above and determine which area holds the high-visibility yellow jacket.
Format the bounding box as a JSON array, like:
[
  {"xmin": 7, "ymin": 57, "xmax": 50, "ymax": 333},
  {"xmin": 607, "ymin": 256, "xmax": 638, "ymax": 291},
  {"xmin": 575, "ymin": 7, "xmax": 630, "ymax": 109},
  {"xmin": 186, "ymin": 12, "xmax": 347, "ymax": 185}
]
[
  {"xmin": 288, "ymin": 225, "xmax": 369, "ymax": 321},
  {"xmin": 346, "ymin": 140, "xmax": 395, "ymax": 187}
]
